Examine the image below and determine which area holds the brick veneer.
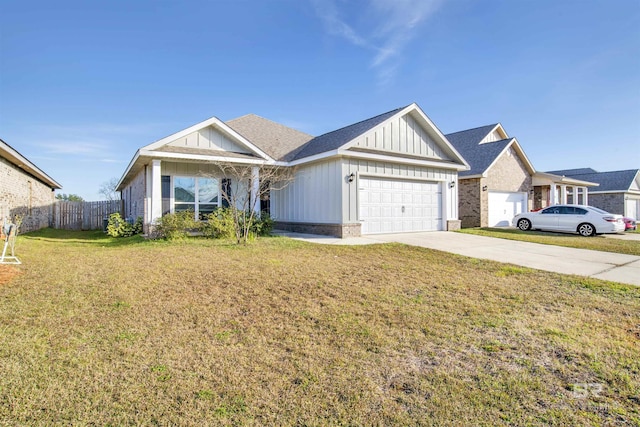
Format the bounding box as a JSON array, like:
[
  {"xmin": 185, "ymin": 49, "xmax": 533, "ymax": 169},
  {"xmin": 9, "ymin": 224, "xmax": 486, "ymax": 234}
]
[
  {"xmin": 0, "ymin": 157, "xmax": 56, "ymax": 233},
  {"xmin": 275, "ymin": 221, "xmax": 362, "ymax": 238}
]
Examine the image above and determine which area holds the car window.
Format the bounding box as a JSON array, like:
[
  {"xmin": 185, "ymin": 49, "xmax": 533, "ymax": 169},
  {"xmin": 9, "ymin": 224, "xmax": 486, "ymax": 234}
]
[
  {"xmin": 575, "ymin": 208, "xmax": 587, "ymax": 215},
  {"xmin": 541, "ymin": 207, "xmax": 560, "ymax": 214},
  {"xmin": 559, "ymin": 206, "xmax": 574, "ymax": 214}
]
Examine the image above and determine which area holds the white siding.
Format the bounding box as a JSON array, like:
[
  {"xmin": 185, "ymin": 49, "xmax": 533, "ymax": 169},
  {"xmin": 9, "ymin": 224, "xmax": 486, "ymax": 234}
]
[
  {"xmin": 167, "ymin": 125, "xmax": 250, "ymax": 153},
  {"xmin": 161, "ymin": 162, "xmax": 224, "ymax": 176},
  {"xmin": 352, "ymin": 113, "xmax": 449, "ymax": 160},
  {"xmin": 271, "ymin": 159, "xmax": 342, "ymax": 223}
]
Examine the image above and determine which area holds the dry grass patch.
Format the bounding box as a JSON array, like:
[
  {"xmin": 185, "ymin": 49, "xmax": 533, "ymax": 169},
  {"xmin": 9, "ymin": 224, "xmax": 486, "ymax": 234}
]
[
  {"xmin": 0, "ymin": 265, "xmax": 20, "ymax": 286},
  {"xmin": 0, "ymin": 229, "xmax": 638, "ymax": 425},
  {"xmin": 458, "ymin": 227, "xmax": 640, "ymax": 256}
]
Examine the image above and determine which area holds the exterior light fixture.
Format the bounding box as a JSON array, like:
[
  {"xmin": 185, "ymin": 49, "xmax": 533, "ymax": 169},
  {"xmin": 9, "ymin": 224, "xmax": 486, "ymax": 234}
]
[
  {"xmin": 348, "ymin": 173, "xmax": 355, "ymax": 183},
  {"xmin": 449, "ymin": 181, "xmax": 456, "ymax": 189},
  {"xmin": 482, "ymin": 185, "xmax": 488, "ymax": 191}
]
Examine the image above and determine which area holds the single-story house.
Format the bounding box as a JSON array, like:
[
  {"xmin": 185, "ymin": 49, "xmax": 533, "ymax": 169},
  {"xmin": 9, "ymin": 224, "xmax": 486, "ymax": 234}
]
[
  {"xmin": 0, "ymin": 138, "xmax": 62, "ymax": 232},
  {"xmin": 546, "ymin": 168, "xmax": 640, "ymax": 219},
  {"xmin": 445, "ymin": 124, "xmax": 598, "ymax": 227},
  {"xmin": 116, "ymin": 103, "xmax": 470, "ymax": 237}
]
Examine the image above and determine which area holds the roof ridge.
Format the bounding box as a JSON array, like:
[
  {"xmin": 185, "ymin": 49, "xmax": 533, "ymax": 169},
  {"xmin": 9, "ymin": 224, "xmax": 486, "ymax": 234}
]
[
  {"xmin": 445, "ymin": 123, "xmax": 499, "ymax": 136},
  {"xmin": 226, "ymin": 113, "xmax": 314, "ymax": 138}
]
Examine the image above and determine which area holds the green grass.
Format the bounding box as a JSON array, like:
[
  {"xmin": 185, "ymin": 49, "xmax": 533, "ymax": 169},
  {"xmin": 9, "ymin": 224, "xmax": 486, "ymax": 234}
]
[
  {"xmin": 458, "ymin": 227, "xmax": 640, "ymax": 256},
  {"xmin": 0, "ymin": 229, "xmax": 638, "ymax": 425}
]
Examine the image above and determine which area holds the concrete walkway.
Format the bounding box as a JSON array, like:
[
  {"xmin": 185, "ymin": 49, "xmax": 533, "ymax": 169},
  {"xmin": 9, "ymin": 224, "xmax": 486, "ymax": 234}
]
[{"xmin": 273, "ymin": 230, "xmax": 640, "ymax": 286}]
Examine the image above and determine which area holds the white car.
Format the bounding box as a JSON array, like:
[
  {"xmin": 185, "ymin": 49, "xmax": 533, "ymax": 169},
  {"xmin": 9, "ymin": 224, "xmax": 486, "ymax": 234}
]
[{"xmin": 512, "ymin": 205, "xmax": 625, "ymax": 236}]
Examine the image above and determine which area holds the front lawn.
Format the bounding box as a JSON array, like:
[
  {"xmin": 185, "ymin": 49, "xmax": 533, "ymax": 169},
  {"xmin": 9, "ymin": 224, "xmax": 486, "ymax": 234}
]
[
  {"xmin": 0, "ymin": 229, "xmax": 638, "ymax": 425},
  {"xmin": 458, "ymin": 227, "xmax": 640, "ymax": 256}
]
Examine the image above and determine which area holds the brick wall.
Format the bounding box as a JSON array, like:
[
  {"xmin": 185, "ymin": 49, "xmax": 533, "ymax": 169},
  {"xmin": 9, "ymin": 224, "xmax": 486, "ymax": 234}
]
[
  {"xmin": 275, "ymin": 221, "xmax": 362, "ymax": 238},
  {"xmin": 0, "ymin": 157, "xmax": 55, "ymax": 233},
  {"xmin": 458, "ymin": 177, "xmax": 482, "ymax": 228},
  {"xmin": 588, "ymin": 193, "xmax": 625, "ymax": 215},
  {"xmin": 485, "ymin": 146, "xmax": 532, "ymax": 196}
]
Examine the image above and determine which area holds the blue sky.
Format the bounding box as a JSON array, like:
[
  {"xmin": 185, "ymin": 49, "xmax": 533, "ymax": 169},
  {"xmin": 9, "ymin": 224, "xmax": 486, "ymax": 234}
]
[{"xmin": 1, "ymin": 0, "xmax": 638, "ymax": 200}]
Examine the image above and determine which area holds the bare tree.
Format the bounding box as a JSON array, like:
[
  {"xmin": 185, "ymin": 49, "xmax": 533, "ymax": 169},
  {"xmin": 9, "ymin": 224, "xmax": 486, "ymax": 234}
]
[
  {"xmin": 99, "ymin": 177, "xmax": 121, "ymax": 201},
  {"xmin": 210, "ymin": 163, "xmax": 296, "ymax": 244}
]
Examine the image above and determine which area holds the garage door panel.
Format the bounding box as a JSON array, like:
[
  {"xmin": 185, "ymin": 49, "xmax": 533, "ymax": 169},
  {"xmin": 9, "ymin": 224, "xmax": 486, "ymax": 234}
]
[
  {"xmin": 359, "ymin": 177, "xmax": 443, "ymax": 234},
  {"xmin": 488, "ymin": 191, "xmax": 526, "ymax": 227}
]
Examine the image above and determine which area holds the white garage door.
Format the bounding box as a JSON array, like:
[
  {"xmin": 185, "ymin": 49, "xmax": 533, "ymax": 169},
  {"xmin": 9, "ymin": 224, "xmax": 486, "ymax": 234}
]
[
  {"xmin": 488, "ymin": 191, "xmax": 527, "ymax": 227},
  {"xmin": 625, "ymin": 199, "xmax": 639, "ymax": 219},
  {"xmin": 359, "ymin": 177, "xmax": 442, "ymax": 234}
]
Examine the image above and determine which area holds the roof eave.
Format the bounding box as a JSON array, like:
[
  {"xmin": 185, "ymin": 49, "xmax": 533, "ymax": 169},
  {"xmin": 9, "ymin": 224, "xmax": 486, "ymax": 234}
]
[{"xmin": 0, "ymin": 139, "xmax": 62, "ymax": 189}]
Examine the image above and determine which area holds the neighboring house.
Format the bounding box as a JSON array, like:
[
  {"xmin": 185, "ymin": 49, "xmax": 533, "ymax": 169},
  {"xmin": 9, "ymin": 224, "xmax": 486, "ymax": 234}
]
[
  {"xmin": 446, "ymin": 124, "xmax": 597, "ymax": 228},
  {"xmin": 0, "ymin": 138, "xmax": 62, "ymax": 232},
  {"xmin": 117, "ymin": 103, "xmax": 469, "ymax": 237},
  {"xmin": 446, "ymin": 124, "xmax": 534, "ymax": 227},
  {"xmin": 546, "ymin": 168, "xmax": 640, "ymax": 219}
]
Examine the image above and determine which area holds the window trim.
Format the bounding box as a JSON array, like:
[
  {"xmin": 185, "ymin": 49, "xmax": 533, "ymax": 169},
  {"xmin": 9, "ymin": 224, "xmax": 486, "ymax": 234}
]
[{"xmin": 171, "ymin": 176, "xmax": 221, "ymax": 219}]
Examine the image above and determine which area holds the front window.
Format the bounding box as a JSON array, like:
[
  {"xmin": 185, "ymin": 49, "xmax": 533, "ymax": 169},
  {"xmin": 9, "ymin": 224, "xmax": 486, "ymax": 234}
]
[{"xmin": 174, "ymin": 176, "xmax": 219, "ymax": 219}]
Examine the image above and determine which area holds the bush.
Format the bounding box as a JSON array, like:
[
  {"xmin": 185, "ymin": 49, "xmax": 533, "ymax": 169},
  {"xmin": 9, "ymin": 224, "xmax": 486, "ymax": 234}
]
[
  {"xmin": 202, "ymin": 208, "xmax": 235, "ymax": 239},
  {"xmin": 154, "ymin": 210, "xmax": 200, "ymax": 240},
  {"xmin": 251, "ymin": 212, "xmax": 274, "ymax": 237},
  {"xmin": 107, "ymin": 213, "xmax": 143, "ymax": 237}
]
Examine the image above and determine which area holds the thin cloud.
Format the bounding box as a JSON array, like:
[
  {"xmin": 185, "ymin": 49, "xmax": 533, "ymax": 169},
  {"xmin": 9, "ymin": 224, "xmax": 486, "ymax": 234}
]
[{"xmin": 312, "ymin": 0, "xmax": 442, "ymax": 84}]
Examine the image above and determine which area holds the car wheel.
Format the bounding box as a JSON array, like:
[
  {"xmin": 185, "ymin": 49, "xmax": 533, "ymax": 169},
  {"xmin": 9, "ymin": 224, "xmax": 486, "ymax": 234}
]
[
  {"xmin": 577, "ymin": 223, "xmax": 595, "ymax": 237},
  {"xmin": 517, "ymin": 218, "xmax": 532, "ymax": 231}
]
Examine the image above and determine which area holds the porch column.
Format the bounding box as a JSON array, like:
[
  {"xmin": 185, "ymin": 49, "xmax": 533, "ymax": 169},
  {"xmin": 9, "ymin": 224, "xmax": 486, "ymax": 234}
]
[
  {"xmin": 582, "ymin": 187, "xmax": 588, "ymax": 205},
  {"xmin": 151, "ymin": 160, "xmax": 162, "ymax": 222},
  {"xmin": 560, "ymin": 185, "xmax": 567, "ymax": 204},
  {"xmin": 550, "ymin": 184, "xmax": 557, "ymax": 205},
  {"xmin": 250, "ymin": 166, "xmax": 260, "ymax": 217}
]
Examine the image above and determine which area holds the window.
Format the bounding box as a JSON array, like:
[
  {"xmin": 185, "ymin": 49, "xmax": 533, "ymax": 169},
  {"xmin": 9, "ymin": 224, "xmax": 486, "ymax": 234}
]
[
  {"xmin": 173, "ymin": 176, "xmax": 219, "ymax": 219},
  {"xmin": 541, "ymin": 207, "xmax": 559, "ymax": 214}
]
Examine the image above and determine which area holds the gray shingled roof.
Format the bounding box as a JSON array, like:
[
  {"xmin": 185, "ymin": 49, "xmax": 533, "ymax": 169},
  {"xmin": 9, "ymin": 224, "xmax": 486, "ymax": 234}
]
[
  {"xmin": 546, "ymin": 168, "xmax": 598, "ymax": 176},
  {"xmin": 445, "ymin": 125, "xmax": 510, "ymax": 177},
  {"xmin": 225, "ymin": 114, "xmax": 314, "ymax": 161},
  {"xmin": 289, "ymin": 106, "xmax": 407, "ymax": 161},
  {"xmin": 545, "ymin": 168, "xmax": 639, "ymax": 192}
]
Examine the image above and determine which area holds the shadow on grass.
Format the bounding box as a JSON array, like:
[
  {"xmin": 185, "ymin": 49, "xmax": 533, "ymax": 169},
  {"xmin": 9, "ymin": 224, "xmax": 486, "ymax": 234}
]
[
  {"xmin": 21, "ymin": 228, "xmax": 146, "ymax": 247},
  {"xmin": 19, "ymin": 228, "xmax": 307, "ymax": 250}
]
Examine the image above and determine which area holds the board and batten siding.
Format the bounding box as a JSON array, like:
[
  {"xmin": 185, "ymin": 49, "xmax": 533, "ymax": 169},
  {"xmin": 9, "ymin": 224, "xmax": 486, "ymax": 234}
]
[
  {"xmin": 342, "ymin": 159, "xmax": 458, "ymax": 224},
  {"xmin": 168, "ymin": 125, "xmax": 250, "ymax": 154},
  {"xmin": 352, "ymin": 113, "xmax": 448, "ymax": 160},
  {"xmin": 271, "ymin": 159, "xmax": 342, "ymax": 223},
  {"xmin": 160, "ymin": 161, "xmax": 224, "ymax": 177},
  {"xmin": 122, "ymin": 168, "xmax": 146, "ymax": 220}
]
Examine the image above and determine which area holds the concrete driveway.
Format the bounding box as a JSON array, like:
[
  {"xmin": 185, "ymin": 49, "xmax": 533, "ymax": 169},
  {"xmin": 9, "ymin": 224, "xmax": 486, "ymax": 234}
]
[{"xmin": 273, "ymin": 231, "xmax": 640, "ymax": 286}]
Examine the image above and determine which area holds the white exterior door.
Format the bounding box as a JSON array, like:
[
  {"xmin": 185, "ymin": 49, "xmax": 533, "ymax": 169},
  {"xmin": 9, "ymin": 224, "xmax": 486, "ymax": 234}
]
[
  {"xmin": 488, "ymin": 191, "xmax": 527, "ymax": 227},
  {"xmin": 359, "ymin": 177, "xmax": 442, "ymax": 234}
]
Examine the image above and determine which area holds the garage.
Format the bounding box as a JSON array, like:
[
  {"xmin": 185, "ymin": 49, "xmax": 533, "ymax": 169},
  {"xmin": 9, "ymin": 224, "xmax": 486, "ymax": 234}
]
[
  {"xmin": 488, "ymin": 191, "xmax": 527, "ymax": 227},
  {"xmin": 359, "ymin": 177, "xmax": 442, "ymax": 234}
]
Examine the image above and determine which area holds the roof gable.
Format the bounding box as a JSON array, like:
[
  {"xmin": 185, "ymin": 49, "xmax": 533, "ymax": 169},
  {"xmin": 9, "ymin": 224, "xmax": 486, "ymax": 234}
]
[
  {"xmin": 446, "ymin": 125, "xmax": 535, "ymax": 177},
  {"xmin": 446, "ymin": 124, "xmax": 500, "ymax": 147},
  {"xmin": 143, "ymin": 116, "xmax": 273, "ymax": 161},
  {"xmin": 289, "ymin": 104, "xmax": 468, "ymax": 169}
]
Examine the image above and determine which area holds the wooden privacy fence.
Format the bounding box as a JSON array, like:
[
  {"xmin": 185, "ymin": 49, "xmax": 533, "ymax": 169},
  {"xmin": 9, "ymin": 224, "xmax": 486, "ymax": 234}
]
[{"xmin": 54, "ymin": 200, "xmax": 124, "ymax": 230}]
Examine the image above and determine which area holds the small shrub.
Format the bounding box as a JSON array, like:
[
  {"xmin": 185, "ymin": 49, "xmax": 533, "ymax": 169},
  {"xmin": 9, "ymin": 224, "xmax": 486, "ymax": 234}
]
[
  {"xmin": 202, "ymin": 208, "xmax": 235, "ymax": 239},
  {"xmin": 106, "ymin": 213, "xmax": 143, "ymax": 237},
  {"xmin": 251, "ymin": 212, "xmax": 274, "ymax": 236},
  {"xmin": 154, "ymin": 211, "xmax": 200, "ymax": 240}
]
